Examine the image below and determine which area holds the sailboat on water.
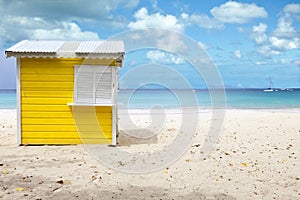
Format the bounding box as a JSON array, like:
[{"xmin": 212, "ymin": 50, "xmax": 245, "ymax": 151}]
[{"xmin": 264, "ymin": 76, "xmax": 277, "ymax": 92}]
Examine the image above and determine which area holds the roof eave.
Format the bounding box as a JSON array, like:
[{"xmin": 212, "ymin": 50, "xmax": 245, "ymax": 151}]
[{"xmin": 5, "ymin": 52, "xmax": 125, "ymax": 59}]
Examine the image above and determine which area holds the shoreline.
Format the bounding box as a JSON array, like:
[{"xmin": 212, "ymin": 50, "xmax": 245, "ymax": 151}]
[{"xmin": 2, "ymin": 107, "xmax": 300, "ymax": 113}]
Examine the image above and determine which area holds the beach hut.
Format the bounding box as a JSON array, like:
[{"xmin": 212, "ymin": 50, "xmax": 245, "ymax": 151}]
[{"xmin": 5, "ymin": 40, "xmax": 125, "ymax": 145}]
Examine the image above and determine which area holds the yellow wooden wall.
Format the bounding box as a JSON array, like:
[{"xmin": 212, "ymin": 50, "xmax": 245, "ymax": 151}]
[{"xmin": 20, "ymin": 58, "xmax": 115, "ymax": 144}]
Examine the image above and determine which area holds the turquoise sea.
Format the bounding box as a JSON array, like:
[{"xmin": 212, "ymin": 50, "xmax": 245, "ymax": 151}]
[
  {"xmin": 0, "ymin": 89, "xmax": 300, "ymax": 109},
  {"xmin": 0, "ymin": 90, "xmax": 16, "ymax": 109}
]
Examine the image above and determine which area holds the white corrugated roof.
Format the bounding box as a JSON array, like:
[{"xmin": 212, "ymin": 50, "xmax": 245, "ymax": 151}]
[
  {"xmin": 76, "ymin": 41, "xmax": 124, "ymax": 53},
  {"xmin": 6, "ymin": 40, "xmax": 65, "ymax": 53},
  {"xmin": 5, "ymin": 40, "xmax": 125, "ymax": 59}
]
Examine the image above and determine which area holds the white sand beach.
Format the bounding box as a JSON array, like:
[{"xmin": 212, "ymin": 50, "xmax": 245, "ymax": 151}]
[{"xmin": 0, "ymin": 108, "xmax": 299, "ymax": 199}]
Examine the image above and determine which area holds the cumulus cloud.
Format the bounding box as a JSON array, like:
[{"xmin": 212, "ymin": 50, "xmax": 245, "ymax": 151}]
[
  {"xmin": 280, "ymin": 58, "xmax": 292, "ymax": 64},
  {"xmin": 128, "ymin": 7, "xmax": 184, "ymax": 31},
  {"xmin": 0, "ymin": 15, "xmax": 53, "ymax": 44},
  {"xmin": 253, "ymin": 3, "xmax": 300, "ymax": 57},
  {"xmin": 269, "ymin": 3, "xmax": 300, "ymax": 52},
  {"xmin": 128, "ymin": 8, "xmax": 224, "ymax": 32},
  {"xmin": 186, "ymin": 13, "xmax": 224, "ymax": 29},
  {"xmin": 0, "ymin": 0, "xmax": 138, "ymax": 48},
  {"xmin": 146, "ymin": 50, "xmax": 185, "ymax": 65},
  {"xmin": 272, "ymin": 17, "xmax": 297, "ymax": 38},
  {"xmin": 0, "ymin": 0, "xmax": 138, "ymax": 20},
  {"xmin": 211, "ymin": 1, "xmax": 268, "ymax": 24},
  {"xmin": 234, "ymin": 50, "xmax": 241, "ymax": 59},
  {"xmin": 257, "ymin": 45, "xmax": 280, "ymax": 57},
  {"xmin": 252, "ymin": 23, "xmax": 268, "ymax": 44},
  {"xmin": 32, "ymin": 22, "xmax": 99, "ymax": 40},
  {"xmin": 283, "ymin": 3, "xmax": 300, "ymax": 17},
  {"xmin": 0, "ymin": 15, "xmax": 100, "ymax": 46},
  {"xmin": 269, "ymin": 36, "xmax": 300, "ymax": 51}
]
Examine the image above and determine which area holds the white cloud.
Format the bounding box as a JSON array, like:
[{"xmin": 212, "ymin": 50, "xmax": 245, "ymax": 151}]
[
  {"xmin": 128, "ymin": 7, "xmax": 224, "ymax": 32},
  {"xmin": 187, "ymin": 14, "xmax": 224, "ymax": 29},
  {"xmin": 128, "ymin": 7, "xmax": 184, "ymax": 31},
  {"xmin": 252, "ymin": 23, "xmax": 268, "ymax": 44},
  {"xmin": 253, "ymin": 23, "xmax": 267, "ymax": 33},
  {"xmin": 269, "ymin": 36, "xmax": 299, "ymax": 51},
  {"xmin": 257, "ymin": 45, "xmax": 280, "ymax": 57},
  {"xmin": 181, "ymin": 13, "xmax": 189, "ymax": 20},
  {"xmin": 0, "ymin": 15, "xmax": 53, "ymax": 43},
  {"xmin": 150, "ymin": 0, "xmax": 158, "ymax": 9},
  {"xmin": 0, "ymin": 14, "xmax": 100, "ymax": 44},
  {"xmin": 180, "ymin": 12, "xmax": 224, "ymax": 30},
  {"xmin": 0, "ymin": 0, "xmax": 138, "ymax": 48},
  {"xmin": 211, "ymin": 1, "xmax": 268, "ymax": 24},
  {"xmin": 32, "ymin": 22, "xmax": 100, "ymax": 40},
  {"xmin": 198, "ymin": 41, "xmax": 208, "ymax": 50},
  {"xmin": 146, "ymin": 50, "xmax": 185, "ymax": 65},
  {"xmin": 0, "ymin": 0, "xmax": 139, "ymax": 20},
  {"xmin": 253, "ymin": 4, "xmax": 300, "ymax": 57},
  {"xmin": 283, "ymin": 3, "xmax": 300, "ymax": 16},
  {"xmin": 280, "ymin": 58, "xmax": 292, "ymax": 64},
  {"xmin": 256, "ymin": 32, "xmax": 300, "ymax": 56},
  {"xmin": 234, "ymin": 50, "xmax": 241, "ymax": 59},
  {"xmin": 155, "ymin": 31, "xmax": 187, "ymax": 52},
  {"xmin": 255, "ymin": 61, "xmax": 267, "ymax": 65},
  {"xmin": 272, "ymin": 17, "xmax": 297, "ymax": 38}
]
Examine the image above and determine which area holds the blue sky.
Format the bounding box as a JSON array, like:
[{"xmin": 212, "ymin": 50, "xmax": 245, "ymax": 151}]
[{"xmin": 0, "ymin": 0, "xmax": 299, "ymax": 89}]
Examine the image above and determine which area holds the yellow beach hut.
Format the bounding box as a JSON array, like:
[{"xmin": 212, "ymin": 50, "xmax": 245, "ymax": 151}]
[{"xmin": 5, "ymin": 40, "xmax": 125, "ymax": 145}]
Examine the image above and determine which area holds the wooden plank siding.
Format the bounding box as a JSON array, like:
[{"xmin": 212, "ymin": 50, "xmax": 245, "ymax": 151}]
[{"xmin": 20, "ymin": 58, "xmax": 114, "ymax": 144}]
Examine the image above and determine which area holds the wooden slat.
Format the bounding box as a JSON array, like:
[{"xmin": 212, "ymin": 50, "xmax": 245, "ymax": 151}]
[
  {"xmin": 22, "ymin": 132, "xmax": 112, "ymax": 139},
  {"xmin": 22, "ymin": 118, "xmax": 111, "ymax": 125},
  {"xmin": 21, "ymin": 138, "xmax": 112, "ymax": 145},
  {"xmin": 21, "ymin": 105, "xmax": 72, "ymax": 112},
  {"xmin": 22, "ymin": 118, "xmax": 74, "ymax": 125},
  {"xmin": 21, "ymin": 67, "xmax": 74, "ymax": 75},
  {"xmin": 21, "ymin": 124, "xmax": 112, "ymax": 132},
  {"xmin": 22, "ymin": 97, "xmax": 72, "ymax": 105},
  {"xmin": 72, "ymin": 112, "xmax": 112, "ymax": 118},
  {"xmin": 22, "ymin": 111, "xmax": 73, "ymax": 118},
  {"xmin": 21, "ymin": 87, "xmax": 73, "ymax": 91},
  {"xmin": 21, "ymin": 81, "xmax": 74, "ymax": 88},
  {"xmin": 22, "ymin": 108, "xmax": 112, "ymax": 117},
  {"xmin": 20, "ymin": 58, "xmax": 116, "ymax": 66},
  {"xmin": 21, "ymin": 60, "xmax": 76, "ymax": 67},
  {"xmin": 71, "ymin": 106, "xmax": 112, "ymax": 113},
  {"xmin": 21, "ymin": 91, "xmax": 73, "ymax": 98},
  {"xmin": 21, "ymin": 74, "xmax": 74, "ymax": 82},
  {"xmin": 95, "ymin": 106, "xmax": 112, "ymax": 113}
]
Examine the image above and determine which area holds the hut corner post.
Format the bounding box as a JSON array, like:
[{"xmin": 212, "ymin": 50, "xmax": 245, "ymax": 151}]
[
  {"xmin": 111, "ymin": 66, "xmax": 118, "ymax": 146},
  {"xmin": 16, "ymin": 57, "xmax": 21, "ymax": 145}
]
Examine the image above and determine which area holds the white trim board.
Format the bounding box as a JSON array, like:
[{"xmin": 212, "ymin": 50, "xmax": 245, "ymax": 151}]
[
  {"xmin": 16, "ymin": 58, "xmax": 21, "ymax": 145},
  {"xmin": 111, "ymin": 67, "xmax": 117, "ymax": 146}
]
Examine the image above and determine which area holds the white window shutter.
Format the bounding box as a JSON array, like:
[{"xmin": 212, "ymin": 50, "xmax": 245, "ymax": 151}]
[
  {"xmin": 74, "ymin": 65, "xmax": 113, "ymax": 104},
  {"xmin": 95, "ymin": 67, "xmax": 112, "ymax": 104},
  {"xmin": 75, "ymin": 66, "xmax": 95, "ymax": 103}
]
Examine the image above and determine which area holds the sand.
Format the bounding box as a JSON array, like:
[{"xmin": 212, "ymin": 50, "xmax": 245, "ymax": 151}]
[{"xmin": 0, "ymin": 108, "xmax": 299, "ymax": 200}]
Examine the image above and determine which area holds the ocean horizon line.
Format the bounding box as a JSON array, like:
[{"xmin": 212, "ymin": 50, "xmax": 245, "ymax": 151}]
[
  {"xmin": 0, "ymin": 88, "xmax": 300, "ymax": 91},
  {"xmin": 118, "ymin": 88, "xmax": 300, "ymax": 91}
]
